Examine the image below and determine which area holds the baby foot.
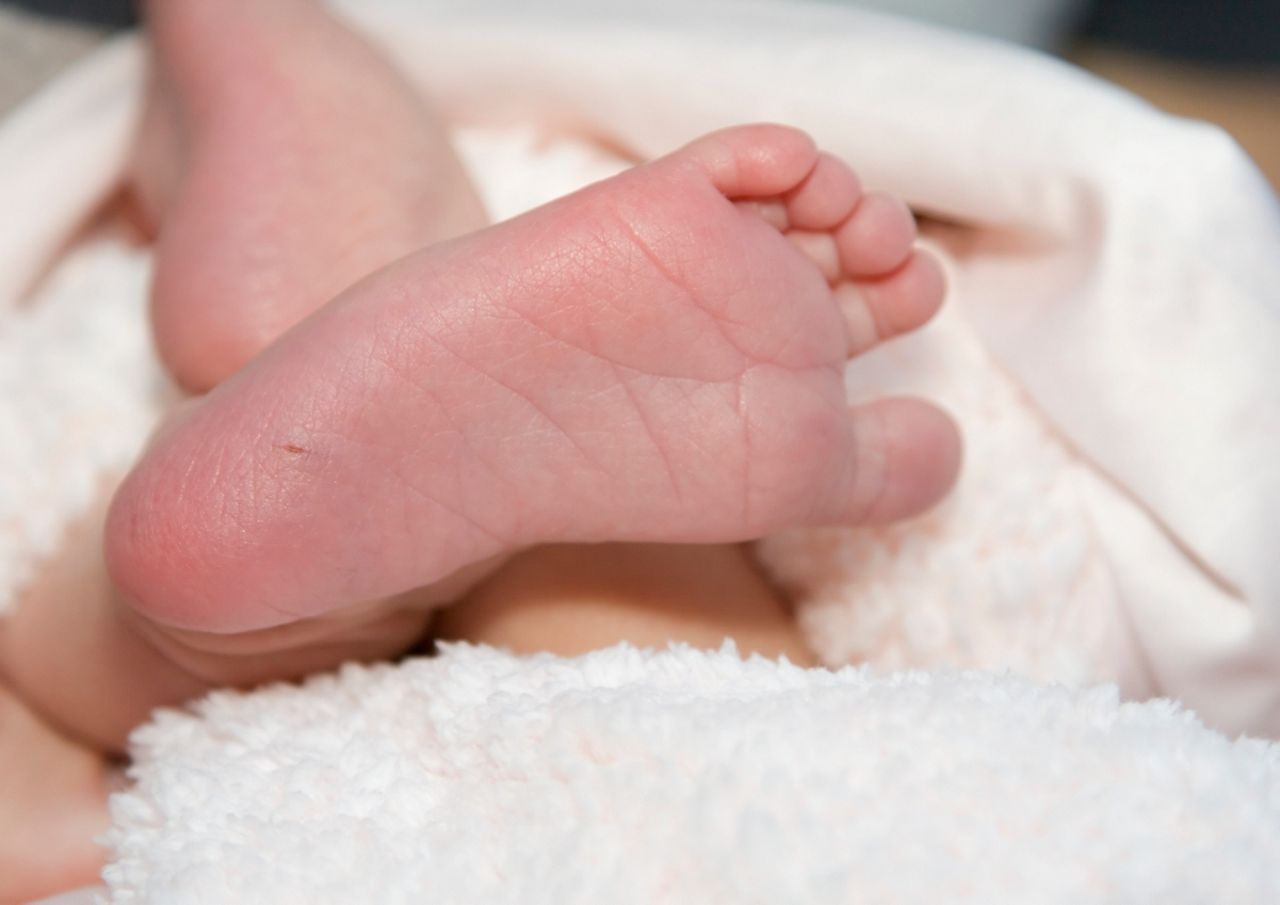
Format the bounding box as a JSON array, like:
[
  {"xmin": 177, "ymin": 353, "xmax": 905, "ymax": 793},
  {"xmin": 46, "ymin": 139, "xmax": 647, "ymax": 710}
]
[
  {"xmin": 133, "ymin": 0, "xmax": 485, "ymax": 391},
  {"xmin": 107, "ymin": 125, "xmax": 960, "ymax": 635}
]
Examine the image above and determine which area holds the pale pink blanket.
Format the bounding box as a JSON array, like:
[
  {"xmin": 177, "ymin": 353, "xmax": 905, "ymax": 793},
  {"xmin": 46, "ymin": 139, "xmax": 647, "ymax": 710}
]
[{"xmin": 350, "ymin": 0, "xmax": 1280, "ymax": 736}]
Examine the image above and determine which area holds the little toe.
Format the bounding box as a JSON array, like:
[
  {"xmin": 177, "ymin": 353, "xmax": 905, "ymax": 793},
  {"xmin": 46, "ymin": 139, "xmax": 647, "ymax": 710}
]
[
  {"xmin": 837, "ymin": 191, "xmax": 917, "ymax": 277},
  {"xmin": 814, "ymin": 397, "xmax": 962, "ymax": 525},
  {"xmin": 782, "ymin": 152, "xmax": 863, "ymax": 231},
  {"xmin": 838, "ymin": 250, "xmax": 947, "ymax": 355},
  {"xmin": 682, "ymin": 124, "xmax": 820, "ymax": 199}
]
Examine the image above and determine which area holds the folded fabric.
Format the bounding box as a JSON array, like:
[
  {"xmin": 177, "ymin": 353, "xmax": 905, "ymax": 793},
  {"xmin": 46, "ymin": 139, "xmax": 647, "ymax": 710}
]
[
  {"xmin": 101, "ymin": 643, "xmax": 1280, "ymax": 904},
  {"xmin": 3, "ymin": 0, "xmax": 1277, "ymax": 737}
]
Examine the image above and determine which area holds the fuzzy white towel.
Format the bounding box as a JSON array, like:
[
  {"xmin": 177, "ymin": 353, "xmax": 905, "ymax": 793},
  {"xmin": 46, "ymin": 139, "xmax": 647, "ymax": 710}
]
[
  {"xmin": 103, "ymin": 644, "xmax": 1280, "ymax": 904},
  {"xmin": 1, "ymin": 0, "xmax": 1279, "ymax": 900}
]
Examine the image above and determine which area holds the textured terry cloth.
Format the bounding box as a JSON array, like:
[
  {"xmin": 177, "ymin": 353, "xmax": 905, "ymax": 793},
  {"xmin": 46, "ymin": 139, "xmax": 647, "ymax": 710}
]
[
  {"xmin": 0, "ymin": 0, "xmax": 1277, "ymax": 899},
  {"xmin": 104, "ymin": 644, "xmax": 1280, "ymax": 904}
]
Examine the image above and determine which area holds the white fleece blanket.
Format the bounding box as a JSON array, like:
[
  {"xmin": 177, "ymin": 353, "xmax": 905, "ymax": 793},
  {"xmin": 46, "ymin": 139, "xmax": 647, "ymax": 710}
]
[{"xmin": 2, "ymin": 0, "xmax": 1279, "ymax": 901}]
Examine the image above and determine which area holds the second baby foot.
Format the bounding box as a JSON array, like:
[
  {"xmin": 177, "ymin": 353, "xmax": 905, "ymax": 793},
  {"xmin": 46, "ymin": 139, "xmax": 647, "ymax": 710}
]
[
  {"xmin": 107, "ymin": 124, "xmax": 961, "ymax": 634},
  {"xmin": 133, "ymin": 0, "xmax": 486, "ymax": 391}
]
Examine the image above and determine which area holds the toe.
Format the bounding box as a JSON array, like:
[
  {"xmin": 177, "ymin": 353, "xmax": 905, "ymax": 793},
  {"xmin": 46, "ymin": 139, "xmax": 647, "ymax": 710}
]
[
  {"xmin": 838, "ymin": 250, "xmax": 947, "ymax": 355},
  {"xmin": 734, "ymin": 198, "xmax": 790, "ymax": 231},
  {"xmin": 682, "ymin": 124, "xmax": 819, "ymax": 199},
  {"xmin": 783, "ymin": 152, "xmax": 863, "ymax": 231},
  {"xmin": 785, "ymin": 230, "xmax": 842, "ymax": 283},
  {"xmin": 837, "ymin": 191, "xmax": 917, "ymax": 277},
  {"xmin": 813, "ymin": 397, "xmax": 962, "ymax": 525}
]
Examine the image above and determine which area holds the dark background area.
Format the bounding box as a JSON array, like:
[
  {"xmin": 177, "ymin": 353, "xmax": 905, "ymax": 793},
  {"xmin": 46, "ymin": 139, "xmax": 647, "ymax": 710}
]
[
  {"xmin": 1084, "ymin": 0, "xmax": 1279, "ymax": 64},
  {"xmin": 4, "ymin": 0, "xmax": 1278, "ymax": 62},
  {"xmin": 5, "ymin": 0, "xmax": 135, "ymax": 27}
]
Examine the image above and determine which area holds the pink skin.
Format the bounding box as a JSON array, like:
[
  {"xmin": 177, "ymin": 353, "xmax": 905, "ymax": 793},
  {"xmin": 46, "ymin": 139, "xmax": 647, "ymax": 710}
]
[
  {"xmin": 0, "ymin": 683, "xmax": 115, "ymax": 903},
  {"xmin": 134, "ymin": 0, "xmax": 486, "ymax": 392},
  {"xmin": 105, "ymin": 124, "xmax": 960, "ymax": 638}
]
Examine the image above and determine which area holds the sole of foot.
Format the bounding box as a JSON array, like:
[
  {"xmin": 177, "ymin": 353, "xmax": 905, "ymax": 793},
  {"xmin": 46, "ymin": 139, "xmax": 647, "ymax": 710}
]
[{"xmin": 107, "ymin": 124, "xmax": 960, "ymax": 643}]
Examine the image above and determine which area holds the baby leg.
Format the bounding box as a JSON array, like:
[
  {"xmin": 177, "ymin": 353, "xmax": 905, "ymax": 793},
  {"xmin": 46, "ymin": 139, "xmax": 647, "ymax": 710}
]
[
  {"xmin": 0, "ymin": 683, "xmax": 114, "ymax": 903},
  {"xmin": 0, "ymin": 487, "xmax": 128, "ymax": 901},
  {"xmin": 436, "ymin": 544, "xmax": 817, "ymax": 664}
]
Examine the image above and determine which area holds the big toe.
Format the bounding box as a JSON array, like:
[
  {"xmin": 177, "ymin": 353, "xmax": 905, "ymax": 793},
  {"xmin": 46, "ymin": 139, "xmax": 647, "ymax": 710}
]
[{"xmin": 813, "ymin": 397, "xmax": 962, "ymax": 525}]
